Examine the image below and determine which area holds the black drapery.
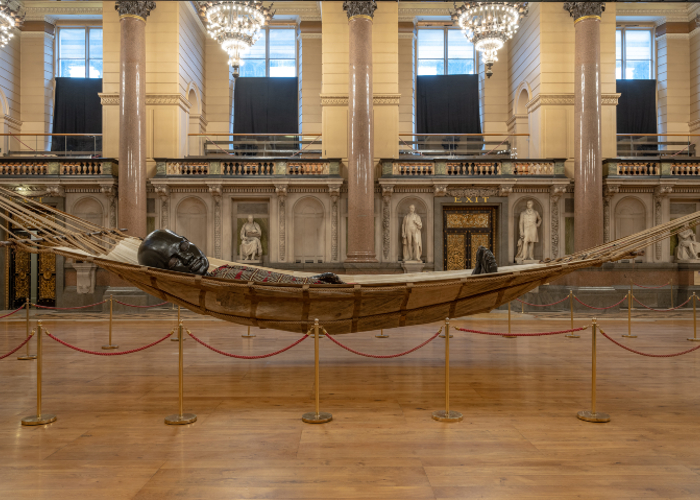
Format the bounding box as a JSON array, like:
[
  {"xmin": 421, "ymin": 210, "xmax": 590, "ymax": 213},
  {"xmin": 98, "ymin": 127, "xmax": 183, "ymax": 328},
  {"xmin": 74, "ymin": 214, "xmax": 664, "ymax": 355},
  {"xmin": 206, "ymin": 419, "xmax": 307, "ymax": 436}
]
[
  {"xmin": 233, "ymin": 77, "xmax": 298, "ymax": 134},
  {"xmin": 416, "ymin": 74, "xmax": 481, "ymax": 134},
  {"xmin": 616, "ymin": 79, "xmax": 657, "ymax": 134},
  {"xmin": 51, "ymin": 77, "xmax": 103, "ymax": 153}
]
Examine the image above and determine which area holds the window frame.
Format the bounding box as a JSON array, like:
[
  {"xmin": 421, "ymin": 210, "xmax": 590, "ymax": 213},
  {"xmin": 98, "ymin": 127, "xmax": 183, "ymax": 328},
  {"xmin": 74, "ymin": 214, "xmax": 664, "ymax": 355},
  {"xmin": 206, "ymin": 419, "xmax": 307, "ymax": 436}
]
[
  {"xmin": 616, "ymin": 24, "xmax": 655, "ymax": 81},
  {"xmin": 56, "ymin": 25, "xmax": 103, "ymax": 79},
  {"xmin": 415, "ymin": 26, "xmax": 477, "ymax": 77},
  {"xmin": 240, "ymin": 25, "xmax": 298, "ymax": 78}
]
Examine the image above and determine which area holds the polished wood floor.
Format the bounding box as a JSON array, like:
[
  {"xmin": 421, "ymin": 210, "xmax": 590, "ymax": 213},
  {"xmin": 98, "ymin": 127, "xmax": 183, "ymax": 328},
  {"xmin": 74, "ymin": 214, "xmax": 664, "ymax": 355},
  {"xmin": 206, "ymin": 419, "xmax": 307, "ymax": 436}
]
[{"xmin": 1, "ymin": 310, "xmax": 699, "ymax": 499}]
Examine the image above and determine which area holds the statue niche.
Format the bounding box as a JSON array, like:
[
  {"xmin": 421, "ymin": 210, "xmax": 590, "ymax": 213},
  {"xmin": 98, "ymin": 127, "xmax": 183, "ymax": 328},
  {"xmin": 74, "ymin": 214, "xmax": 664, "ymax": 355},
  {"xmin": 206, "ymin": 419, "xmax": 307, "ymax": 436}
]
[
  {"xmin": 513, "ymin": 198, "xmax": 543, "ymax": 264},
  {"xmin": 238, "ymin": 215, "xmax": 263, "ymax": 263},
  {"xmin": 397, "ymin": 198, "xmax": 428, "ymax": 262}
]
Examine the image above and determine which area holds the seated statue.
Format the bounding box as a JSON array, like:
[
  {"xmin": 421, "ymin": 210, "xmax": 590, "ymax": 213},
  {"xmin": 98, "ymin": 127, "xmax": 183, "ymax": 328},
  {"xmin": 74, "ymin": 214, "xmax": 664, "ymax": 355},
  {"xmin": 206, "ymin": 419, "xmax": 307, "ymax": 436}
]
[
  {"xmin": 138, "ymin": 229, "xmax": 210, "ymax": 275},
  {"xmin": 472, "ymin": 246, "xmax": 498, "ymax": 275},
  {"xmin": 239, "ymin": 215, "xmax": 263, "ymax": 261},
  {"xmin": 676, "ymin": 227, "xmax": 700, "ymax": 262}
]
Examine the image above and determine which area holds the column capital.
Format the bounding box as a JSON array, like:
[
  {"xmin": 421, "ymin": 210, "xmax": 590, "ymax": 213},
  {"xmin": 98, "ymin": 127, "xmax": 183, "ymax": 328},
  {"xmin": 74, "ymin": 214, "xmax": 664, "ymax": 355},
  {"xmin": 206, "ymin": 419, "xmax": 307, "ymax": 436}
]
[
  {"xmin": 563, "ymin": 2, "xmax": 605, "ymax": 23},
  {"xmin": 115, "ymin": 1, "xmax": 156, "ymax": 21},
  {"xmin": 343, "ymin": 1, "xmax": 377, "ymax": 21}
]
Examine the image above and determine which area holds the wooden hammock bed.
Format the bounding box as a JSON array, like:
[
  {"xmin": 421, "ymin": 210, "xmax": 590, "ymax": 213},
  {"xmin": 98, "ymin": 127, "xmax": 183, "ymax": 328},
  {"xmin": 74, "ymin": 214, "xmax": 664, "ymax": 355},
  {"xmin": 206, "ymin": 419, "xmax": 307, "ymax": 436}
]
[{"xmin": 0, "ymin": 186, "xmax": 697, "ymax": 334}]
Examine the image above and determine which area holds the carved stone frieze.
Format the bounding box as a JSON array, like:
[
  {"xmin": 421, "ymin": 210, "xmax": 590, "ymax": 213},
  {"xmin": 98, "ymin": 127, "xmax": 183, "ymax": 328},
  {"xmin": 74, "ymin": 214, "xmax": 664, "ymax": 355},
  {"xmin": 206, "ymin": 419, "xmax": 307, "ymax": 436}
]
[
  {"xmin": 98, "ymin": 93, "xmax": 190, "ymax": 111},
  {"xmin": 563, "ymin": 2, "xmax": 605, "ymax": 21},
  {"xmin": 209, "ymin": 185, "xmax": 222, "ymax": 259},
  {"xmin": 45, "ymin": 185, "xmax": 65, "ymax": 198},
  {"xmin": 275, "ymin": 185, "xmax": 288, "ymax": 261},
  {"xmin": 653, "ymin": 186, "xmax": 672, "ymax": 260},
  {"xmin": 115, "ymin": 1, "xmax": 156, "ymax": 20},
  {"xmin": 329, "ymin": 185, "xmax": 341, "ymax": 262},
  {"xmin": 499, "ymin": 185, "xmax": 515, "ymax": 197},
  {"xmin": 433, "ymin": 184, "xmax": 448, "ymax": 198},
  {"xmin": 381, "ymin": 185, "xmax": 394, "ymax": 260},
  {"xmin": 446, "ymin": 188, "xmax": 499, "ymax": 198},
  {"xmin": 603, "ymin": 185, "xmax": 619, "ymax": 243},
  {"xmin": 550, "ymin": 186, "xmax": 567, "ymax": 258},
  {"xmin": 155, "ymin": 185, "xmax": 170, "ymax": 231},
  {"xmin": 343, "ymin": 1, "xmax": 377, "ymax": 20},
  {"xmin": 100, "ymin": 185, "xmax": 118, "ymax": 229}
]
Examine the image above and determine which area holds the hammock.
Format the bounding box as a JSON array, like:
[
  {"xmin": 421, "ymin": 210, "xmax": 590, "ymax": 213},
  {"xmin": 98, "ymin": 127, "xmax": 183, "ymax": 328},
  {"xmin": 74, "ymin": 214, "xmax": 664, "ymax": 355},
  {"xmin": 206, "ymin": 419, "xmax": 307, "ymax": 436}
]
[{"xmin": 0, "ymin": 186, "xmax": 695, "ymax": 334}]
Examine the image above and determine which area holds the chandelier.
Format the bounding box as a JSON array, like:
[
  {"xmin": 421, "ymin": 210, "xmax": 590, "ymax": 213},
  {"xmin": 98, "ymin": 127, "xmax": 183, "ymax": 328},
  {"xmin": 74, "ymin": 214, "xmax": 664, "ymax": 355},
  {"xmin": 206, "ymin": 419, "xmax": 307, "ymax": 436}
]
[
  {"xmin": 0, "ymin": 0, "xmax": 24, "ymax": 49},
  {"xmin": 199, "ymin": 1, "xmax": 274, "ymax": 77},
  {"xmin": 451, "ymin": 2, "xmax": 528, "ymax": 78}
]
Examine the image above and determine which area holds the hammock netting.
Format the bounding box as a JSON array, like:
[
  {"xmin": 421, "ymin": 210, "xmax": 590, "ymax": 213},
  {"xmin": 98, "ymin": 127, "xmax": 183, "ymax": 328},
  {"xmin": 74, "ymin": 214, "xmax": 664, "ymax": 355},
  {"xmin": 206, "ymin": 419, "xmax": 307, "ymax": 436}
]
[{"xmin": 0, "ymin": 186, "xmax": 696, "ymax": 334}]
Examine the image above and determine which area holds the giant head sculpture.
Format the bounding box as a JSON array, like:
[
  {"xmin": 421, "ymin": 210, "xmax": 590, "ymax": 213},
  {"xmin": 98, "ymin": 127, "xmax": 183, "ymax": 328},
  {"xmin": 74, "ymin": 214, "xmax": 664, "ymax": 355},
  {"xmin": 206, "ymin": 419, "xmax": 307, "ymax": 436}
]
[{"xmin": 137, "ymin": 229, "xmax": 209, "ymax": 275}]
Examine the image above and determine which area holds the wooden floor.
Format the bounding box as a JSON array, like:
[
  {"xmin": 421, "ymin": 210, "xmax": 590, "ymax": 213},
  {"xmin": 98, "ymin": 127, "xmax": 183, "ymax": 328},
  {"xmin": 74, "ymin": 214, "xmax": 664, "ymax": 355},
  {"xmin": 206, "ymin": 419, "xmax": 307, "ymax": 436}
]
[{"xmin": 1, "ymin": 311, "xmax": 699, "ymax": 499}]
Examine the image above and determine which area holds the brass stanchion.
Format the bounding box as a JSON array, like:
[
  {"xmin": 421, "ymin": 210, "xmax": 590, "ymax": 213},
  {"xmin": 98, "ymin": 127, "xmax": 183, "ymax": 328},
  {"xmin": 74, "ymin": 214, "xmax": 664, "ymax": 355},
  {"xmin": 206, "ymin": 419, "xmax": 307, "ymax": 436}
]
[
  {"xmin": 242, "ymin": 325, "xmax": 256, "ymax": 338},
  {"xmin": 521, "ymin": 300, "xmax": 524, "ymax": 315},
  {"xmin": 165, "ymin": 322, "xmax": 197, "ymax": 425},
  {"xmin": 577, "ymin": 318, "xmax": 610, "ymax": 423},
  {"xmin": 102, "ymin": 295, "xmax": 118, "ymax": 350},
  {"xmin": 375, "ymin": 328, "xmax": 389, "ymax": 338},
  {"xmin": 623, "ymin": 284, "xmax": 636, "ymax": 338},
  {"xmin": 22, "ymin": 321, "xmax": 56, "ymax": 426},
  {"xmin": 17, "ymin": 297, "xmax": 36, "ymax": 360},
  {"xmin": 566, "ymin": 290, "xmax": 580, "ymax": 338},
  {"xmin": 302, "ymin": 319, "xmax": 332, "ymax": 424},
  {"xmin": 503, "ymin": 301, "xmax": 516, "ymax": 338},
  {"xmin": 688, "ymin": 293, "xmax": 700, "ymax": 342},
  {"xmin": 432, "ymin": 318, "xmax": 463, "ymax": 422},
  {"xmin": 172, "ymin": 305, "xmax": 184, "ymax": 341}
]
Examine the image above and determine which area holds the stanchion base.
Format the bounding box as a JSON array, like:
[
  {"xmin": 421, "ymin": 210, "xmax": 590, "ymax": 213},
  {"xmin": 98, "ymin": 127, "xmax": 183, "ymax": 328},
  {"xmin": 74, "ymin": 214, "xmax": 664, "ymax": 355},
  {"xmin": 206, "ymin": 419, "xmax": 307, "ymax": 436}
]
[
  {"xmin": 439, "ymin": 334, "xmax": 454, "ymax": 338},
  {"xmin": 432, "ymin": 410, "xmax": 463, "ymax": 423},
  {"xmin": 565, "ymin": 334, "xmax": 580, "ymax": 339},
  {"xmin": 241, "ymin": 334, "xmax": 256, "ymax": 338},
  {"xmin": 302, "ymin": 411, "xmax": 332, "ymax": 424},
  {"xmin": 164, "ymin": 413, "xmax": 197, "ymax": 425},
  {"xmin": 622, "ymin": 334, "xmax": 637, "ymax": 339},
  {"xmin": 375, "ymin": 334, "xmax": 389, "ymax": 338},
  {"xmin": 17, "ymin": 355, "xmax": 36, "ymax": 360},
  {"xmin": 101, "ymin": 344, "xmax": 119, "ymax": 350},
  {"xmin": 21, "ymin": 414, "xmax": 57, "ymax": 426},
  {"xmin": 687, "ymin": 338, "xmax": 700, "ymax": 342},
  {"xmin": 576, "ymin": 410, "xmax": 610, "ymax": 423},
  {"xmin": 502, "ymin": 336, "xmax": 517, "ymax": 339}
]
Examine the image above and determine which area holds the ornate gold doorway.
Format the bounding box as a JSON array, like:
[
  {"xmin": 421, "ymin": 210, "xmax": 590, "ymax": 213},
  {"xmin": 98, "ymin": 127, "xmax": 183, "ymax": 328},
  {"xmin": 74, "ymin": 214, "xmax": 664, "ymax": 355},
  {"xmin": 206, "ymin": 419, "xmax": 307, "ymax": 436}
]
[{"xmin": 443, "ymin": 206, "xmax": 497, "ymax": 270}]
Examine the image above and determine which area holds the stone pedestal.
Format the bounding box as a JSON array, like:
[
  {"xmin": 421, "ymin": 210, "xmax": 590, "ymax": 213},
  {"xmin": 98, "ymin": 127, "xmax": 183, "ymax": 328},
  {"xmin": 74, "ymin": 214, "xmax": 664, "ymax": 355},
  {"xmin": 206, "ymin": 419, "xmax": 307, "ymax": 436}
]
[{"xmin": 401, "ymin": 262, "xmax": 425, "ymax": 274}]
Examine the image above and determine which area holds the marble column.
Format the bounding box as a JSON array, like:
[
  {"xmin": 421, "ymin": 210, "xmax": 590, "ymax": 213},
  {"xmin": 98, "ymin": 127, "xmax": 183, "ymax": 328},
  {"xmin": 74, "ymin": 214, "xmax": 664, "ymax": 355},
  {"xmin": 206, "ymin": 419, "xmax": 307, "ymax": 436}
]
[
  {"xmin": 343, "ymin": 1, "xmax": 377, "ymax": 263},
  {"xmin": 115, "ymin": 1, "xmax": 155, "ymax": 238},
  {"xmin": 564, "ymin": 2, "xmax": 605, "ymax": 252}
]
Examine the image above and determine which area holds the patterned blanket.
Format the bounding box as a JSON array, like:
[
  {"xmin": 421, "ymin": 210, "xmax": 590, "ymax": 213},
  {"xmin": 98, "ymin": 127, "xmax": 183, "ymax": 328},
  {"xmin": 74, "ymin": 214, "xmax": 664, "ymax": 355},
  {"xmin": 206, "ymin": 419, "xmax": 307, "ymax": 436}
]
[{"xmin": 207, "ymin": 265, "xmax": 345, "ymax": 285}]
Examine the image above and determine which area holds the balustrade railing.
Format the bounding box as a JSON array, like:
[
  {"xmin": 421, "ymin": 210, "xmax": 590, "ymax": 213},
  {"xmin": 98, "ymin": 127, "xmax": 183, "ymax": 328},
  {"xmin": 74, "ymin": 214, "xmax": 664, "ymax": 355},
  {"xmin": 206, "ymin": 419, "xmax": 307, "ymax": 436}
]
[
  {"xmin": 393, "ymin": 163, "xmax": 433, "ymax": 176},
  {"xmin": 0, "ymin": 158, "xmax": 117, "ymax": 177},
  {"xmin": 603, "ymin": 158, "xmax": 700, "ymax": 177},
  {"xmin": 382, "ymin": 158, "xmax": 566, "ymax": 177},
  {"xmin": 155, "ymin": 158, "xmax": 339, "ymax": 177},
  {"xmin": 0, "ymin": 134, "xmax": 102, "ymax": 158},
  {"xmin": 399, "ymin": 133, "xmax": 528, "ymax": 158},
  {"xmin": 616, "ymin": 134, "xmax": 698, "ymax": 158},
  {"xmin": 223, "ymin": 162, "xmax": 275, "ymax": 175},
  {"xmin": 189, "ymin": 133, "xmax": 322, "ymax": 158},
  {"xmin": 447, "ymin": 162, "xmax": 500, "ymax": 176}
]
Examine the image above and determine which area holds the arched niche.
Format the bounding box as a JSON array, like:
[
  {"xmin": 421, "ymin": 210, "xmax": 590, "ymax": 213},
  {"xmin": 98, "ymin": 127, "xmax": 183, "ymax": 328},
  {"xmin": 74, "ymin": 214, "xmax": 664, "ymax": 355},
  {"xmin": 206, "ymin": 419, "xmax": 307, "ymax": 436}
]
[
  {"xmin": 186, "ymin": 83, "xmax": 201, "ymax": 116},
  {"xmin": 614, "ymin": 197, "xmax": 646, "ymax": 258},
  {"xmin": 72, "ymin": 197, "xmax": 104, "ymax": 228},
  {"xmin": 396, "ymin": 197, "xmax": 428, "ymax": 262},
  {"xmin": 516, "ymin": 86, "xmax": 530, "ymax": 115},
  {"xmin": 512, "ymin": 197, "xmax": 544, "ymax": 261},
  {"xmin": 176, "ymin": 197, "xmax": 208, "ymax": 255},
  {"xmin": 293, "ymin": 196, "xmax": 325, "ymax": 263}
]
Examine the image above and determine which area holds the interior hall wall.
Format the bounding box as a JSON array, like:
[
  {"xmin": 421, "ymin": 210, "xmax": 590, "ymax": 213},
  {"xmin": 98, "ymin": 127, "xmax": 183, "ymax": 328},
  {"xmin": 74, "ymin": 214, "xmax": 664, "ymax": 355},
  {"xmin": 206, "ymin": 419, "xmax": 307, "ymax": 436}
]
[
  {"xmin": 101, "ymin": 0, "xmax": 120, "ymax": 159},
  {"xmin": 19, "ymin": 26, "xmax": 54, "ymax": 150},
  {"xmin": 0, "ymin": 22, "xmax": 20, "ymax": 133},
  {"xmin": 204, "ymin": 38, "xmax": 233, "ymax": 136},
  {"xmin": 689, "ymin": 27, "xmax": 700, "ymax": 148},
  {"xmin": 372, "ymin": 2, "xmax": 399, "ymax": 160},
  {"xmin": 178, "ymin": 1, "xmax": 206, "ymax": 156},
  {"xmin": 479, "ymin": 41, "xmax": 509, "ymax": 135},
  {"xmin": 321, "ymin": 1, "xmax": 349, "ymax": 161},
  {"xmin": 657, "ymin": 33, "xmax": 690, "ymax": 136},
  {"xmin": 600, "ymin": 3, "xmax": 617, "ymax": 160},
  {"xmin": 299, "ymin": 22, "xmax": 322, "ymax": 136},
  {"xmin": 397, "ymin": 24, "xmax": 414, "ymax": 136}
]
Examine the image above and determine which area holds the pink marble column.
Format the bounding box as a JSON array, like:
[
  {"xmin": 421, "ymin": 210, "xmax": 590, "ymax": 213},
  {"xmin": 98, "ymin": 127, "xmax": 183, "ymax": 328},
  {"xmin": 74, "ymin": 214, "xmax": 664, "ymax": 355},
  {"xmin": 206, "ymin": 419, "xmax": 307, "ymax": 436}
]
[
  {"xmin": 564, "ymin": 2, "xmax": 605, "ymax": 252},
  {"xmin": 116, "ymin": 1, "xmax": 155, "ymax": 238},
  {"xmin": 344, "ymin": 1, "xmax": 377, "ymax": 263}
]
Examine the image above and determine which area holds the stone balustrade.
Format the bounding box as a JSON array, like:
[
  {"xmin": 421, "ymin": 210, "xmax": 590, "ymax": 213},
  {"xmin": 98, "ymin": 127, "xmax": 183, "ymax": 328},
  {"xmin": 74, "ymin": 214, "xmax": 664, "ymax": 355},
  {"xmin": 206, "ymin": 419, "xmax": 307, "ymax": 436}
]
[
  {"xmin": 223, "ymin": 161, "xmax": 276, "ymax": 175},
  {"xmin": 287, "ymin": 162, "xmax": 330, "ymax": 175},
  {"xmin": 393, "ymin": 163, "xmax": 434, "ymax": 176},
  {"xmin": 0, "ymin": 159, "xmax": 118, "ymax": 177},
  {"xmin": 382, "ymin": 158, "xmax": 566, "ymax": 177},
  {"xmin": 447, "ymin": 162, "xmax": 500, "ymax": 176},
  {"xmin": 604, "ymin": 158, "xmax": 700, "ymax": 177},
  {"xmin": 671, "ymin": 163, "xmax": 700, "ymax": 176},
  {"xmin": 60, "ymin": 161, "xmax": 103, "ymax": 175},
  {"xmin": 155, "ymin": 158, "xmax": 341, "ymax": 177},
  {"xmin": 513, "ymin": 162, "xmax": 555, "ymax": 175}
]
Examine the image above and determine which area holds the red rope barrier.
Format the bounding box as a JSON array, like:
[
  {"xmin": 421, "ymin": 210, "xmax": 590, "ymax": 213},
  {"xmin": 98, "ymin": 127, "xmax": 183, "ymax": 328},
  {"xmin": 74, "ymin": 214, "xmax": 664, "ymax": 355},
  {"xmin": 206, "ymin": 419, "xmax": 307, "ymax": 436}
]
[
  {"xmin": 46, "ymin": 330, "xmax": 173, "ymax": 355},
  {"xmin": 599, "ymin": 328, "xmax": 700, "ymax": 358},
  {"xmin": 187, "ymin": 330, "xmax": 308, "ymax": 359},
  {"xmin": 574, "ymin": 295, "xmax": 628, "ymax": 310},
  {"xmin": 33, "ymin": 300, "xmax": 107, "ymax": 310},
  {"xmin": 515, "ymin": 296, "xmax": 570, "ymax": 308},
  {"xmin": 113, "ymin": 300, "xmax": 169, "ymax": 308},
  {"xmin": 455, "ymin": 326, "xmax": 587, "ymax": 337},
  {"xmin": 0, "ymin": 334, "xmax": 33, "ymax": 360},
  {"xmin": 632, "ymin": 296, "xmax": 692, "ymax": 312},
  {"xmin": 323, "ymin": 328, "xmax": 442, "ymax": 358},
  {"xmin": 0, "ymin": 304, "xmax": 26, "ymax": 319},
  {"xmin": 632, "ymin": 281, "xmax": 670, "ymax": 289}
]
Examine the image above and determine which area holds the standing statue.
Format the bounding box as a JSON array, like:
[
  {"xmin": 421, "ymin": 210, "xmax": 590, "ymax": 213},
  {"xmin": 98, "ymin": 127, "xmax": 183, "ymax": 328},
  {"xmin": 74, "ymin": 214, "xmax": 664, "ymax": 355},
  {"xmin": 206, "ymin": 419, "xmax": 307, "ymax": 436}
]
[
  {"xmin": 239, "ymin": 215, "xmax": 263, "ymax": 261},
  {"xmin": 515, "ymin": 200, "xmax": 542, "ymax": 263},
  {"xmin": 675, "ymin": 226, "xmax": 700, "ymax": 262},
  {"xmin": 402, "ymin": 205, "xmax": 423, "ymax": 262}
]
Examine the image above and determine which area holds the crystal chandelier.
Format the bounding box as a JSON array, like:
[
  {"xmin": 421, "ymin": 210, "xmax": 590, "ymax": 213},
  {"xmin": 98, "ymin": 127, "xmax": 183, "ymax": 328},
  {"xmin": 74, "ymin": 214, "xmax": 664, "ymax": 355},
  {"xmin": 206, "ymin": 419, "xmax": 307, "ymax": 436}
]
[
  {"xmin": 199, "ymin": 1, "xmax": 274, "ymax": 77},
  {"xmin": 0, "ymin": 0, "xmax": 24, "ymax": 49},
  {"xmin": 451, "ymin": 2, "xmax": 528, "ymax": 78}
]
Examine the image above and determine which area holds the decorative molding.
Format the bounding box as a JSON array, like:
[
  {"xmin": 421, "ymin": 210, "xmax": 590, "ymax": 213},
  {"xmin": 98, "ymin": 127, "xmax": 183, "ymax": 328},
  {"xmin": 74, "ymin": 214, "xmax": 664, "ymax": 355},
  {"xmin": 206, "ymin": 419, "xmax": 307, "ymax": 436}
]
[
  {"xmin": 602, "ymin": 93, "xmax": 621, "ymax": 106},
  {"xmin": 603, "ymin": 185, "xmax": 619, "ymax": 243},
  {"xmin": 98, "ymin": 93, "xmax": 191, "ymax": 111},
  {"xmin": 446, "ymin": 187, "xmax": 499, "ymax": 198},
  {"xmin": 689, "ymin": 118, "xmax": 700, "ymax": 132},
  {"xmin": 209, "ymin": 184, "xmax": 222, "ymax": 259},
  {"xmin": 499, "ymin": 185, "xmax": 515, "ymax": 197},
  {"xmin": 381, "ymin": 185, "xmax": 394, "ymax": 260},
  {"xmin": 275, "ymin": 185, "xmax": 287, "ymax": 261},
  {"xmin": 155, "ymin": 185, "xmax": 170, "ymax": 230},
  {"xmin": 658, "ymin": 32, "xmax": 690, "ymax": 41},
  {"xmin": 654, "ymin": 186, "xmax": 672, "ymax": 260},
  {"xmin": 433, "ymin": 184, "xmax": 448, "ymax": 198},
  {"xmin": 398, "ymin": 5, "xmax": 451, "ymax": 23},
  {"xmin": 343, "ymin": 1, "xmax": 377, "ymax": 20},
  {"xmin": 373, "ymin": 94, "xmax": 401, "ymax": 106},
  {"xmin": 398, "ymin": 32, "xmax": 415, "ymax": 40},
  {"xmin": 320, "ymin": 94, "xmax": 348, "ymax": 107},
  {"xmin": 100, "ymin": 185, "xmax": 118, "ymax": 229},
  {"xmin": 24, "ymin": 1, "xmax": 101, "ymax": 21},
  {"xmin": 300, "ymin": 32, "xmax": 322, "ymax": 39},
  {"xmin": 320, "ymin": 94, "xmax": 400, "ymax": 106},
  {"xmin": 550, "ymin": 186, "xmax": 566, "ymax": 258},
  {"xmin": 563, "ymin": 2, "xmax": 605, "ymax": 22},
  {"xmin": 526, "ymin": 93, "xmax": 619, "ymax": 113},
  {"xmin": 0, "ymin": 114, "xmax": 22, "ymax": 128},
  {"xmin": 115, "ymin": 1, "xmax": 156, "ymax": 20},
  {"xmin": 329, "ymin": 185, "xmax": 340, "ymax": 262},
  {"xmin": 274, "ymin": 2, "xmax": 322, "ymax": 22}
]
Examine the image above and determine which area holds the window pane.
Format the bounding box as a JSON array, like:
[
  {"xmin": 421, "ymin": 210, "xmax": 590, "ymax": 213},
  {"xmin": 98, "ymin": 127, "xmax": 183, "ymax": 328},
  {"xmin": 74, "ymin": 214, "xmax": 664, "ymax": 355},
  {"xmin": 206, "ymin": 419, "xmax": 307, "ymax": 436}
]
[
  {"xmin": 616, "ymin": 29, "xmax": 622, "ymax": 61},
  {"xmin": 240, "ymin": 59, "xmax": 266, "ymax": 77},
  {"xmin": 616, "ymin": 59, "xmax": 622, "ymax": 79},
  {"xmin": 59, "ymin": 29, "xmax": 85, "ymax": 59},
  {"xmin": 59, "ymin": 59, "xmax": 86, "ymax": 78},
  {"xmin": 269, "ymin": 29, "xmax": 295, "ymax": 59},
  {"xmin": 447, "ymin": 29, "xmax": 472, "ymax": 59},
  {"xmin": 447, "ymin": 59, "xmax": 471, "ymax": 75},
  {"xmin": 243, "ymin": 30, "xmax": 266, "ymax": 59},
  {"xmin": 417, "ymin": 59, "xmax": 444, "ymax": 76},
  {"xmin": 89, "ymin": 29, "xmax": 103, "ymax": 59},
  {"xmin": 626, "ymin": 60, "xmax": 651, "ymax": 80},
  {"xmin": 270, "ymin": 59, "xmax": 296, "ymax": 77},
  {"xmin": 89, "ymin": 60, "xmax": 103, "ymax": 78},
  {"xmin": 418, "ymin": 30, "xmax": 444, "ymax": 60},
  {"xmin": 625, "ymin": 30, "xmax": 651, "ymax": 60}
]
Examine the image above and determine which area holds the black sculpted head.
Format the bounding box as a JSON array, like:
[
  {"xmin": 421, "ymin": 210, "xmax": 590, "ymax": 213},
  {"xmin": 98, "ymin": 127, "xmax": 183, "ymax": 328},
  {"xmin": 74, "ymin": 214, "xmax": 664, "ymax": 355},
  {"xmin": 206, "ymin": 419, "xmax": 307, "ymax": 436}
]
[
  {"xmin": 472, "ymin": 246, "xmax": 498, "ymax": 275},
  {"xmin": 137, "ymin": 229, "xmax": 209, "ymax": 275}
]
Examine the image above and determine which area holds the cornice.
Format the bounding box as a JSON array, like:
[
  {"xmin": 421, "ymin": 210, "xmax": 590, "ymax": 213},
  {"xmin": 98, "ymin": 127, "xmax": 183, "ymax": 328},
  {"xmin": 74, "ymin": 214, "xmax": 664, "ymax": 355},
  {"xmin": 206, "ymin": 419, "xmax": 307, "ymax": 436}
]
[
  {"xmin": 602, "ymin": 93, "xmax": 621, "ymax": 106},
  {"xmin": 398, "ymin": 32, "xmax": 415, "ymax": 40},
  {"xmin": 274, "ymin": 2, "xmax": 321, "ymax": 22},
  {"xmin": 526, "ymin": 93, "xmax": 620, "ymax": 113},
  {"xmin": 374, "ymin": 94, "xmax": 401, "ymax": 106},
  {"xmin": 398, "ymin": 5, "xmax": 451, "ymax": 23},
  {"xmin": 689, "ymin": 119, "xmax": 700, "ymax": 132},
  {"xmin": 320, "ymin": 94, "xmax": 401, "ymax": 106},
  {"xmin": 1, "ymin": 114, "xmax": 22, "ymax": 128},
  {"xmin": 300, "ymin": 32, "xmax": 322, "ymax": 40},
  {"xmin": 658, "ymin": 32, "xmax": 690, "ymax": 41},
  {"xmin": 24, "ymin": 1, "xmax": 103, "ymax": 21},
  {"xmin": 320, "ymin": 94, "xmax": 348, "ymax": 106},
  {"xmin": 99, "ymin": 93, "xmax": 191, "ymax": 111}
]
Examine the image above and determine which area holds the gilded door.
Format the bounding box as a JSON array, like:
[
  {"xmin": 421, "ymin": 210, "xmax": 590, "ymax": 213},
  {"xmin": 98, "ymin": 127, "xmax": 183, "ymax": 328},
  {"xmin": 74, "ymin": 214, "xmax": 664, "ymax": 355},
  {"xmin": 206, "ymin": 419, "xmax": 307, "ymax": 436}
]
[{"xmin": 443, "ymin": 207, "xmax": 497, "ymax": 270}]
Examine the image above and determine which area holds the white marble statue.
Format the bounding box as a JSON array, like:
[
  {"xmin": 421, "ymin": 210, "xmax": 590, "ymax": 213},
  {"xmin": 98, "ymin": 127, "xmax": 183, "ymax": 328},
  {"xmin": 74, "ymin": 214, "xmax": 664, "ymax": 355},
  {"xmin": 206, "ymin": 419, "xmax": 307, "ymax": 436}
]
[
  {"xmin": 239, "ymin": 215, "xmax": 263, "ymax": 261},
  {"xmin": 402, "ymin": 205, "xmax": 423, "ymax": 262},
  {"xmin": 515, "ymin": 200, "xmax": 542, "ymax": 263},
  {"xmin": 675, "ymin": 227, "xmax": 700, "ymax": 262}
]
